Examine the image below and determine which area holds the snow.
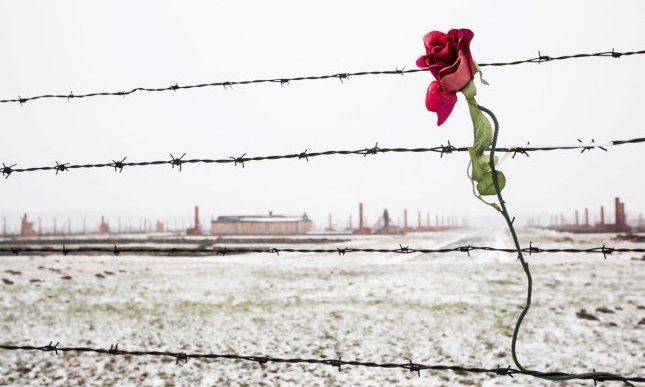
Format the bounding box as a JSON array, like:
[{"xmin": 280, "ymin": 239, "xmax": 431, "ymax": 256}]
[{"xmin": 0, "ymin": 229, "xmax": 643, "ymax": 386}]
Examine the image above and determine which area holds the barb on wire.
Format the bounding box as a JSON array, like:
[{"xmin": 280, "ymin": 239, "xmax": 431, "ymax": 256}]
[
  {"xmin": 440, "ymin": 141, "xmax": 456, "ymax": 158},
  {"xmin": 111, "ymin": 157, "xmax": 127, "ymax": 173},
  {"xmin": 576, "ymin": 138, "xmax": 608, "ymax": 153},
  {"xmin": 0, "ymin": 342, "xmax": 641, "ymax": 384},
  {"xmin": 2, "ymin": 163, "xmax": 16, "ymax": 178},
  {"xmin": 362, "ymin": 142, "xmax": 380, "ymax": 157},
  {"xmin": 2, "ymin": 137, "xmax": 643, "ymax": 179},
  {"xmin": 0, "ymin": 243, "xmax": 643, "ymax": 257},
  {"xmin": 511, "ymin": 142, "xmax": 530, "ymax": 158},
  {"xmin": 230, "ymin": 153, "xmax": 247, "ymax": 168},
  {"xmin": 54, "ymin": 161, "xmax": 69, "ymax": 175},
  {"xmin": 169, "ymin": 153, "xmax": 186, "ymax": 171},
  {"xmin": 1, "ymin": 49, "xmax": 644, "ymax": 105}
]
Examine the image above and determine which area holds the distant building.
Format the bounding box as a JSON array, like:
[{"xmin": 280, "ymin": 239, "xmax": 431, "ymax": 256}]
[
  {"xmin": 353, "ymin": 203, "xmax": 372, "ymax": 235},
  {"xmin": 99, "ymin": 216, "xmax": 110, "ymax": 234},
  {"xmin": 20, "ymin": 214, "xmax": 38, "ymax": 237},
  {"xmin": 155, "ymin": 220, "xmax": 165, "ymax": 233},
  {"xmin": 540, "ymin": 197, "xmax": 632, "ymax": 233},
  {"xmin": 211, "ymin": 212, "xmax": 312, "ymax": 235},
  {"xmin": 186, "ymin": 206, "xmax": 202, "ymax": 236}
]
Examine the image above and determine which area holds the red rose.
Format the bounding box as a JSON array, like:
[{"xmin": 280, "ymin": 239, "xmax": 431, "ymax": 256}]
[{"xmin": 416, "ymin": 29, "xmax": 476, "ymax": 125}]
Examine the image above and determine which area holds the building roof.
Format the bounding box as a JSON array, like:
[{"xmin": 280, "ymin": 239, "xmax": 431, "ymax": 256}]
[{"xmin": 214, "ymin": 213, "xmax": 310, "ymax": 223}]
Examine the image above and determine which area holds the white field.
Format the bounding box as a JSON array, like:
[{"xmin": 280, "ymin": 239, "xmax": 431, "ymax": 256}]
[{"xmin": 0, "ymin": 229, "xmax": 643, "ymax": 386}]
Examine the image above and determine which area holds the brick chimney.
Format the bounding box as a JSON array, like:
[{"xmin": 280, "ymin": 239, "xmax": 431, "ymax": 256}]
[{"xmin": 404, "ymin": 209, "xmax": 408, "ymax": 229}]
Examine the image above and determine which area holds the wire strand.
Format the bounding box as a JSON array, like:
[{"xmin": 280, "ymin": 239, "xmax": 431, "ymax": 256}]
[
  {"xmin": 2, "ymin": 137, "xmax": 643, "ymax": 179},
  {"xmin": 0, "ymin": 342, "xmax": 642, "ymax": 384},
  {"xmin": 0, "ymin": 244, "xmax": 640, "ymax": 257},
  {"xmin": 1, "ymin": 49, "xmax": 643, "ymax": 105}
]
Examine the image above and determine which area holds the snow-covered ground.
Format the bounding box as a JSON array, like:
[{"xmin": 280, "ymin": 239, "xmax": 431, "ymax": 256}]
[{"xmin": 0, "ymin": 229, "xmax": 643, "ymax": 386}]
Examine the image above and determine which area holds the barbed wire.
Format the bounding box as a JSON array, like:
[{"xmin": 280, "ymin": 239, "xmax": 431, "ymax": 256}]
[
  {"xmin": 0, "ymin": 342, "xmax": 641, "ymax": 384},
  {"xmin": 1, "ymin": 243, "xmax": 642, "ymax": 257},
  {"xmin": 1, "ymin": 49, "xmax": 643, "ymax": 105},
  {"xmin": 2, "ymin": 137, "xmax": 643, "ymax": 179}
]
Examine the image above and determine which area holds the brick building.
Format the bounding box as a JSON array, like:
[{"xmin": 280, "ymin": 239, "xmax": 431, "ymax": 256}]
[
  {"xmin": 211, "ymin": 212, "xmax": 312, "ymax": 235},
  {"xmin": 20, "ymin": 214, "xmax": 38, "ymax": 237}
]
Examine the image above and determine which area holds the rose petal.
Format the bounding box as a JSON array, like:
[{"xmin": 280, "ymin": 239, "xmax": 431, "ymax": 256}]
[
  {"xmin": 416, "ymin": 55, "xmax": 428, "ymax": 68},
  {"xmin": 425, "ymin": 81, "xmax": 457, "ymax": 126},
  {"xmin": 439, "ymin": 51, "xmax": 474, "ymax": 93},
  {"xmin": 428, "ymin": 64, "xmax": 444, "ymax": 80},
  {"xmin": 432, "ymin": 43, "xmax": 457, "ymax": 65},
  {"xmin": 448, "ymin": 28, "xmax": 474, "ymax": 50},
  {"xmin": 423, "ymin": 31, "xmax": 447, "ymax": 48}
]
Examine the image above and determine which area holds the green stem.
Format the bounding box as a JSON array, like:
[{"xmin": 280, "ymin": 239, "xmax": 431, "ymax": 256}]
[
  {"xmin": 478, "ymin": 104, "xmax": 532, "ymax": 372},
  {"xmin": 477, "ymin": 104, "xmax": 634, "ymax": 385}
]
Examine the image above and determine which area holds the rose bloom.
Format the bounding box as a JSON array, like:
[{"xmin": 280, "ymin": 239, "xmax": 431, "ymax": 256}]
[{"xmin": 417, "ymin": 29, "xmax": 476, "ymax": 125}]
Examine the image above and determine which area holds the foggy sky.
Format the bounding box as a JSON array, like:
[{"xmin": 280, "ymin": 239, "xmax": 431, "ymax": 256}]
[{"xmin": 1, "ymin": 0, "xmax": 644, "ymax": 231}]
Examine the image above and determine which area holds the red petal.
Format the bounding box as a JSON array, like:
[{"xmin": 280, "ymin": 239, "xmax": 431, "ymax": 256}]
[
  {"xmin": 431, "ymin": 42, "xmax": 457, "ymax": 64},
  {"xmin": 425, "ymin": 81, "xmax": 457, "ymax": 126},
  {"xmin": 450, "ymin": 29, "xmax": 474, "ymax": 49},
  {"xmin": 423, "ymin": 31, "xmax": 446, "ymax": 48},
  {"xmin": 416, "ymin": 55, "xmax": 428, "ymax": 68},
  {"xmin": 428, "ymin": 64, "xmax": 443, "ymax": 80},
  {"xmin": 439, "ymin": 51, "xmax": 474, "ymax": 93}
]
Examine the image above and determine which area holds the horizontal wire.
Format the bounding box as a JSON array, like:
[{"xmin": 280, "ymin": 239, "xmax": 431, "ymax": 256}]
[
  {"xmin": 1, "ymin": 49, "xmax": 643, "ymax": 105},
  {"xmin": 0, "ymin": 244, "xmax": 641, "ymax": 257},
  {"xmin": 0, "ymin": 342, "xmax": 642, "ymax": 383},
  {"xmin": 2, "ymin": 137, "xmax": 643, "ymax": 178}
]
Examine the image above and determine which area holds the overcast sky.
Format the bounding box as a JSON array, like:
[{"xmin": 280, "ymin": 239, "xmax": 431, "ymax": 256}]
[{"xmin": 1, "ymin": 1, "xmax": 644, "ymax": 231}]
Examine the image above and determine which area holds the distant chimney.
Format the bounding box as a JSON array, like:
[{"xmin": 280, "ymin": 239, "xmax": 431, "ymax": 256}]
[
  {"xmin": 404, "ymin": 209, "xmax": 408, "ymax": 229},
  {"xmin": 584, "ymin": 208, "xmax": 589, "ymax": 226},
  {"xmin": 600, "ymin": 206, "xmax": 605, "ymax": 225},
  {"xmin": 194, "ymin": 206, "xmax": 200, "ymax": 229},
  {"xmin": 358, "ymin": 203, "xmax": 364, "ymax": 229},
  {"xmin": 575, "ymin": 210, "xmax": 579, "ymax": 226},
  {"xmin": 326, "ymin": 213, "xmax": 333, "ymax": 231},
  {"xmin": 418, "ymin": 212, "xmax": 421, "ymax": 229}
]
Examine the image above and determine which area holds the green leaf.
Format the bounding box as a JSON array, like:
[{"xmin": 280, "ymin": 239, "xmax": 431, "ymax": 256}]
[
  {"xmin": 468, "ymin": 148, "xmax": 490, "ymax": 181},
  {"xmin": 468, "ymin": 101, "xmax": 493, "ymax": 153},
  {"xmin": 476, "ymin": 170, "xmax": 506, "ymax": 196},
  {"xmin": 474, "ymin": 63, "xmax": 489, "ymax": 86}
]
